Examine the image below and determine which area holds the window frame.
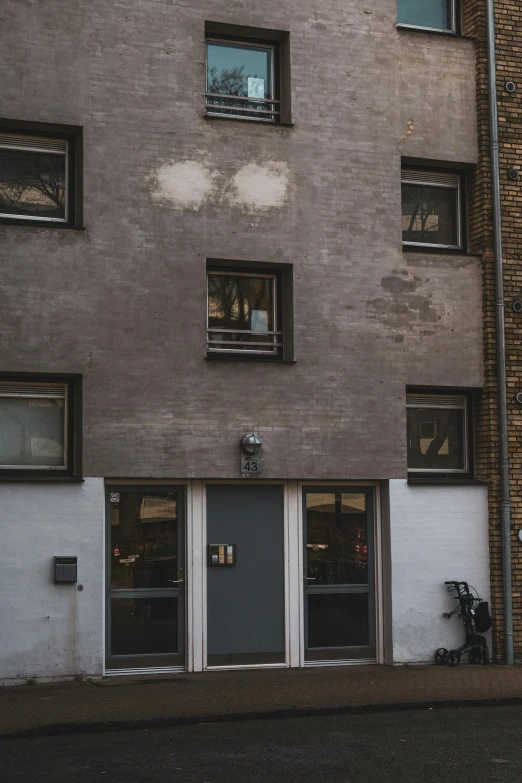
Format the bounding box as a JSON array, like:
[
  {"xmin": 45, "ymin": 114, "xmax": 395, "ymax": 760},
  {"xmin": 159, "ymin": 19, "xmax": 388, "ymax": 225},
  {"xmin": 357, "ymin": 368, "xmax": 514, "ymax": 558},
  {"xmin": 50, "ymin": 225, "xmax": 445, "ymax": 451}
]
[
  {"xmin": 406, "ymin": 390, "xmax": 474, "ymax": 478},
  {"xmin": 205, "ymin": 37, "xmax": 279, "ymax": 123},
  {"xmin": 0, "ymin": 118, "xmax": 83, "ymax": 229},
  {"xmin": 207, "ymin": 268, "xmax": 281, "ymax": 357},
  {"xmin": 401, "ymin": 168, "xmax": 464, "ymax": 252},
  {"xmin": 205, "ymin": 260, "xmax": 294, "ymax": 363},
  {"xmin": 0, "ymin": 373, "xmax": 82, "ymax": 480},
  {"xmin": 397, "ymin": 0, "xmax": 458, "ymax": 35}
]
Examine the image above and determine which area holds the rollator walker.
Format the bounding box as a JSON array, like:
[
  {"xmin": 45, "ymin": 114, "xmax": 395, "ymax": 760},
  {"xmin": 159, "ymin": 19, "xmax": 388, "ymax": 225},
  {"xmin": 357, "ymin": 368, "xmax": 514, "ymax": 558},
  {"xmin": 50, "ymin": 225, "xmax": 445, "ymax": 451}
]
[{"xmin": 435, "ymin": 581, "xmax": 491, "ymax": 667}]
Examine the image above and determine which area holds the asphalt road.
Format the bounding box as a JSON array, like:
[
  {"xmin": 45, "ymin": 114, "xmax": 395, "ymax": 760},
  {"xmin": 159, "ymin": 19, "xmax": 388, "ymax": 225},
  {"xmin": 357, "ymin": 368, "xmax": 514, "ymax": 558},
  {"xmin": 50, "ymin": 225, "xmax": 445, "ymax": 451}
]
[{"xmin": 2, "ymin": 705, "xmax": 521, "ymax": 782}]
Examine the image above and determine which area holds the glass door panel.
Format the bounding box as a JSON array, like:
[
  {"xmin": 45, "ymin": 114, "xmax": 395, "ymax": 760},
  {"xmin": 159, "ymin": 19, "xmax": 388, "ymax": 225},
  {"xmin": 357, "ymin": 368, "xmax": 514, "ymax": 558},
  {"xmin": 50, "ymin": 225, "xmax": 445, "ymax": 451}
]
[
  {"xmin": 106, "ymin": 489, "xmax": 184, "ymax": 671},
  {"xmin": 304, "ymin": 489, "xmax": 375, "ymax": 662}
]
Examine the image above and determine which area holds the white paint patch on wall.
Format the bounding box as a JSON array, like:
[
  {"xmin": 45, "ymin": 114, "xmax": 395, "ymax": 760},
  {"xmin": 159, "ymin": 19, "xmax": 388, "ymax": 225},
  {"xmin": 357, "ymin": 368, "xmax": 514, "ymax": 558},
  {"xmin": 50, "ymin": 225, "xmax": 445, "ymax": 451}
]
[
  {"xmin": 389, "ymin": 480, "xmax": 490, "ymax": 664},
  {"xmin": 0, "ymin": 479, "xmax": 105, "ymax": 684},
  {"xmin": 149, "ymin": 160, "xmax": 289, "ymax": 212},
  {"xmin": 227, "ymin": 162, "xmax": 290, "ymax": 211},
  {"xmin": 151, "ymin": 161, "xmax": 216, "ymax": 210}
]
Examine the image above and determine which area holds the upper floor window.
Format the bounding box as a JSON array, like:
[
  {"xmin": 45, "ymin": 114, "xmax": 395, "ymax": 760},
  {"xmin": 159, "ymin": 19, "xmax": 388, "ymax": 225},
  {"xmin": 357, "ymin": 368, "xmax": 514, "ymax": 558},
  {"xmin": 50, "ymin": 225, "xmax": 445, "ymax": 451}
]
[
  {"xmin": 206, "ymin": 38, "xmax": 279, "ymax": 122},
  {"xmin": 407, "ymin": 392, "xmax": 471, "ymax": 474},
  {"xmin": 397, "ymin": 0, "xmax": 457, "ymax": 33},
  {"xmin": 207, "ymin": 268, "xmax": 282, "ymax": 356},
  {"xmin": 402, "ymin": 169, "xmax": 463, "ymax": 251},
  {"xmin": 0, "ymin": 121, "xmax": 83, "ymax": 227},
  {"xmin": 0, "ymin": 376, "xmax": 82, "ymax": 479},
  {"xmin": 206, "ymin": 260, "xmax": 294, "ymax": 361}
]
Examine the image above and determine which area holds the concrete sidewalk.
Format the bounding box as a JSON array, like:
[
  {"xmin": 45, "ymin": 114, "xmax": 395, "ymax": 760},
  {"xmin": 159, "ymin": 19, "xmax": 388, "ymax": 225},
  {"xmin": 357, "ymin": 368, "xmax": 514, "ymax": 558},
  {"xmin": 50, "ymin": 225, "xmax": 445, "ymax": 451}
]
[{"xmin": 2, "ymin": 664, "xmax": 522, "ymax": 739}]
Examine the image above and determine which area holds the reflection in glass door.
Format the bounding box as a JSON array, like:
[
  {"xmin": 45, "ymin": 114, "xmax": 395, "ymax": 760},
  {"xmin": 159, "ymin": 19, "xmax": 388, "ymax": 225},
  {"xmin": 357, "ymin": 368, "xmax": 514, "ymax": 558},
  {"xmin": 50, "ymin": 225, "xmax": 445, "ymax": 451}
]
[
  {"xmin": 106, "ymin": 488, "xmax": 185, "ymax": 671},
  {"xmin": 304, "ymin": 489, "xmax": 375, "ymax": 662}
]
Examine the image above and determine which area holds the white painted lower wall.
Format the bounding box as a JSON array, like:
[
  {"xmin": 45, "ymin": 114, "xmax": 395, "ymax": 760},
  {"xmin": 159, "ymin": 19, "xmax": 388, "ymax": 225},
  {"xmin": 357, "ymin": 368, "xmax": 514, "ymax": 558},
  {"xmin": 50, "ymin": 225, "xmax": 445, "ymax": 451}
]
[
  {"xmin": 0, "ymin": 479, "xmax": 105, "ymax": 684},
  {"xmin": 0, "ymin": 477, "xmax": 491, "ymax": 682},
  {"xmin": 389, "ymin": 480, "xmax": 490, "ymax": 664}
]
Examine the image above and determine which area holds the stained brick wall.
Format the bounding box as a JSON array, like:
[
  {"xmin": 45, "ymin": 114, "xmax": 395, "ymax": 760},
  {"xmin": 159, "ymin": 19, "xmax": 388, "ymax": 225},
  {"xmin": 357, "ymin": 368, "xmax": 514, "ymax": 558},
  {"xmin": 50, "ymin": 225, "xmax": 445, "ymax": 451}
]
[{"xmin": 0, "ymin": 1, "xmax": 483, "ymax": 481}]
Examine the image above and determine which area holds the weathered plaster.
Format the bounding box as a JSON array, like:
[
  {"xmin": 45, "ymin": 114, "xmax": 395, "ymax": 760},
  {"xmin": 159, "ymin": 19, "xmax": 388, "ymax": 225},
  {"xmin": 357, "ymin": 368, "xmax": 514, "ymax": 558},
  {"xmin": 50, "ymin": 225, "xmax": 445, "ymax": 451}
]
[{"xmin": 150, "ymin": 160, "xmax": 216, "ymax": 210}]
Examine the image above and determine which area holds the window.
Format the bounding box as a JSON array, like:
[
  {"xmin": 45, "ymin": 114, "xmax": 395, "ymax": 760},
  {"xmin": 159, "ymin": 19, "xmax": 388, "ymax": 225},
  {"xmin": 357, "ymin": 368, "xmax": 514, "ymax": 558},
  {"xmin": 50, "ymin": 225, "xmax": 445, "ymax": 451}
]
[
  {"xmin": 402, "ymin": 169, "xmax": 463, "ymax": 250},
  {"xmin": 0, "ymin": 377, "xmax": 81, "ymax": 478},
  {"xmin": 206, "ymin": 38, "xmax": 278, "ymax": 122},
  {"xmin": 207, "ymin": 269, "xmax": 281, "ymax": 356},
  {"xmin": 0, "ymin": 122, "xmax": 82, "ymax": 227},
  {"xmin": 407, "ymin": 392, "xmax": 471, "ymax": 474},
  {"xmin": 397, "ymin": 0, "xmax": 457, "ymax": 33}
]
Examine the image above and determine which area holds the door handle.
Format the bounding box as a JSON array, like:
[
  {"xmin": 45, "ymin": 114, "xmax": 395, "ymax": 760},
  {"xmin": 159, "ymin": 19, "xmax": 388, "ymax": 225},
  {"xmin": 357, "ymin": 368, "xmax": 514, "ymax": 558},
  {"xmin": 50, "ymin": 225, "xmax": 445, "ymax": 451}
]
[
  {"xmin": 304, "ymin": 577, "xmax": 316, "ymax": 581},
  {"xmin": 168, "ymin": 579, "xmax": 184, "ymax": 584}
]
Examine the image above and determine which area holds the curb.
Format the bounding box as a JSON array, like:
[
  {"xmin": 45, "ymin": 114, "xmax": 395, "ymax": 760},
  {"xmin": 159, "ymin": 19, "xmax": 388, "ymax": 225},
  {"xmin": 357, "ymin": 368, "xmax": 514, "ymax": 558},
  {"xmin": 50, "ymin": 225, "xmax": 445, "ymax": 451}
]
[{"xmin": 2, "ymin": 696, "xmax": 522, "ymax": 740}]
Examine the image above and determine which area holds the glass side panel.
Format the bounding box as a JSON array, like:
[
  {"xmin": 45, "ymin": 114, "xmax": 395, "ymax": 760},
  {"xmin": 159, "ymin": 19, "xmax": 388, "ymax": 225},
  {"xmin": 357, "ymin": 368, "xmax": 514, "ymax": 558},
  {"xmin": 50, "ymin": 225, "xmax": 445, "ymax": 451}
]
[
  {"xmin": 110, "ymin": 597, "xmax": 178, "ymax": 656},
  {"xmin": 0, "ymin": 397, "xmax": 65, "ymax": 467},
  {"xmin": 110, "ymin": 492, "xmax": 178, "ymax": 589},
  {"xmin": 207, "ymin": 273, "xmax": 276, "ymax": 352},
  {"xmin": 206, "ymin": 41, "xmax": 273, "ymax": 119},
  {"xmin": 402, "ymin": 183, "xmax": 459, "ymax": 246},
  {"xmin": 0, "ymin": 149, "xmax": 66, "ymax": 219},
  {"xmin": 397, "ymin": 0, "xmax": 452, "ymax": 30},
  {"xmin": 407, "ymin": 407, "xmax": 466, "ymax": 471},
  {"xmin": 306, "ymin": 493, "xmax": 368, "ymax": 585},
  {"xmin": 308, "ymin": 593, "xmax": 370, "ymax": 649}
]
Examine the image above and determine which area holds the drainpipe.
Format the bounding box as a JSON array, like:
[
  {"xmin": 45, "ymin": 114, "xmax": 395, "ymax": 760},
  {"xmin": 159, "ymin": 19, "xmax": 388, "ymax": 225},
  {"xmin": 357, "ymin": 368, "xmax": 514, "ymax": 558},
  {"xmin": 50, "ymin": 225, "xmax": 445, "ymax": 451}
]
[{"xmin": 486, "ymin": 0, "xmax": 514, "ymax": 665}]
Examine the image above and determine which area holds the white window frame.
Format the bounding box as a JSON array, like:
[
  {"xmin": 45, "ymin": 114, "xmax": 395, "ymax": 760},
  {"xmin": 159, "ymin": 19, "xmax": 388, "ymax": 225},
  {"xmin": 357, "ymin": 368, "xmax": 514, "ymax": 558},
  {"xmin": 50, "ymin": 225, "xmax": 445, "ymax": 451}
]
[
  {"xmin": 397, "ymin": 0, "xmax": 457, "ymax": 34},
  {"xmin": 401, "ymin": 169, "xmax": 463, "ymax": 251},
  {"xmin": 0, "ymin": 133, "xmax": 69, "ymax": 223},
  {"xmin": 205, "ymin": 38, "xmax": 278, "ymax": 123},
  {"xmin": 0, "ymin": 382, "xmax": 69, "ymax": 470},
  {"xmin": 406, "ymin": 393, "xmax": 469, "ymax": 474},
  {"xmin": 206, "ymin": 269, "xmax": 282, "ymax": 356}
]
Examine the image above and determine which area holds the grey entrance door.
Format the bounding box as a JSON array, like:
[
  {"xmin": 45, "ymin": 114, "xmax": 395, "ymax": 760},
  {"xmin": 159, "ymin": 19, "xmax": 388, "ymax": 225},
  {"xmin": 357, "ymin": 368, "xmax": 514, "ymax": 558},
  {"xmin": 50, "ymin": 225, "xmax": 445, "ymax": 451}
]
[
  {"xmin": 106, "ymin": 487, "xmax": 185, "ymax": 671},
  {"xmin": 206, "ymin": 484, "xmax": 285, "ymax": 667},
  {"xmin": 303, "ymin": 488, "xmax": 375, "ymax": 662}
]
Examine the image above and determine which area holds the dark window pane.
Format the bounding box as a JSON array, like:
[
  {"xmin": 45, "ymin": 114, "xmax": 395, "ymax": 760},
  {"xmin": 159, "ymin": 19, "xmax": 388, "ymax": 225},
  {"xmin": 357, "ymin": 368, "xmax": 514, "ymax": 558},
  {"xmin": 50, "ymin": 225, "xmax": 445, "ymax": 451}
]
[
  {"xmin": 407, "ymin": 407, "xmax": 466, "ymax": 470},
  {"xmin": 207, "ymin": 273, "xmax": 277, "ymax": 353},
  {"xmin": 0, "ymin": 397, "xmax": 65, "ymax": 467},
  {"xmin": 111, "ymin": 597, "xmax": 178, "ymax": 656},
  {"xmin": 306, "ymin": 493, "xmax": 368, "ymax": 585},
  {"xmin": 0, "ymin": 149, "xmax": 66, "ymax": 220},
  {"xmin": 308, "ymin": 593, "xmax": 370, "ymax": 648},
  {"xmin": 110, "ymin": 492, "xmax": 178, "ymax": 589},
  {"xmin": 397, "ymin": 0, "xmax": 452, "ymax": 30},
  {"xmin": 206, "ymin": 41, "xmax": 273, "ymax": 120},
  {"xmin": 402, "ymin": 184, "xmax": 458, "ymax": 246}
]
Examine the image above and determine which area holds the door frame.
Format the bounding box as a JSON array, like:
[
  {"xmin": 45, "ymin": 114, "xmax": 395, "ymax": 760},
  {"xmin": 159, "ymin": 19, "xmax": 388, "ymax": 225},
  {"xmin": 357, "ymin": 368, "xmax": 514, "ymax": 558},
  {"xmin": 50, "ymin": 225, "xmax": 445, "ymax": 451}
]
[
  {"xmin": 104, "ymin": 483, "xmax": 187, "ymax": 675},
  {"xmin": 297, "ymin": 481, "xmax": 384, "ymax": 667}
]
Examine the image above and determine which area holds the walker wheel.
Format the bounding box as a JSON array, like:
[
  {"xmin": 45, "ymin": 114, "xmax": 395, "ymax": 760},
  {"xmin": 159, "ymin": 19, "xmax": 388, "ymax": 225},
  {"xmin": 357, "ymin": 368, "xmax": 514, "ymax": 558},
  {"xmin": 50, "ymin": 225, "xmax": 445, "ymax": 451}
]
[
  {"xmin": 435, "ymin": 648, "xmax": 448, "ymax": 665},
  {"xmin": 448, "ymin": 650, "xmax": 461, "ymax": 667},
  {"xmin": 482, "ymin": 646, "xmax": 490, "ymax": 666},
  {"xmin": 469, "ymin": 648, "xmax": 482, "ymax": 665}
]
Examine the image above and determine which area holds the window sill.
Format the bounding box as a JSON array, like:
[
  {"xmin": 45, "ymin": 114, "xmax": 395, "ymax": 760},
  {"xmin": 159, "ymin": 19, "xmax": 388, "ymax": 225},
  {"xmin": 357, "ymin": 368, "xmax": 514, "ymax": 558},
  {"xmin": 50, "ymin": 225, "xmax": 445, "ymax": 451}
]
[
  {"xmin": 0, "ymin": 475, "xmax": 84, "ymax": 482},
  {"xmin": 396, "ymin": 25, "xmax": 475, "ymax": 41},
  {"xmin": 407, "ymin": 475, "xmax": 487, "ymax": 486},
  {"xmin": 206, "ymin": 353, "xmax": 296, "ymax": 364},
  {"xmin": 402, "ymin": 244, "xmax": 469, "ymax": 256},
  {"xmin": 0, "ymin": 219, "xmax": 85, "ymax": 230},
  {"xmin": 204, "ymin": 114, "xmax": 294, "ymax": 128}
]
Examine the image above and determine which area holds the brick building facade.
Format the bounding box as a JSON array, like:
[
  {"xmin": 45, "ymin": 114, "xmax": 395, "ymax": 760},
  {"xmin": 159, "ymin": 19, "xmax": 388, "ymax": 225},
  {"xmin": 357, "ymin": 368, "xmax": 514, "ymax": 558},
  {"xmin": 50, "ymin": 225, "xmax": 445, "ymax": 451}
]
[
  {"xmin": 0, "ymin": 1, "xmax": 499, "ymax": 681},
  {"xmin": 464, "ymin": 1, "xmax": 522, "ymax": 662}
]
